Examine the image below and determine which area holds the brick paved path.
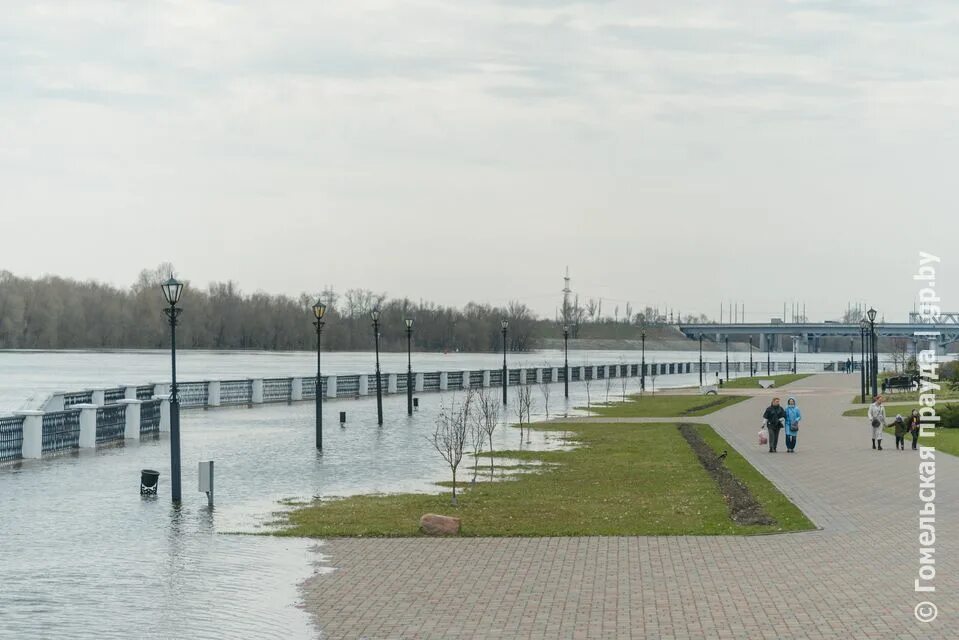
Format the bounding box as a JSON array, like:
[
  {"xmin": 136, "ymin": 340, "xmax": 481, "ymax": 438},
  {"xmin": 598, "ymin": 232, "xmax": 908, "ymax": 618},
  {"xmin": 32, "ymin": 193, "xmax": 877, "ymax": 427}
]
[{"xmin": 301, "ymin": 375, "xmax": 959, "ymax": 638}]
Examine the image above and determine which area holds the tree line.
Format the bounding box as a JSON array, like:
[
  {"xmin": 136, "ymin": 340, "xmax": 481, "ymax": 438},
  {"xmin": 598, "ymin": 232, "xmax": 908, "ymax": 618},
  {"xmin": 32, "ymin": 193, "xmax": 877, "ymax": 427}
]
[{"xmin": 0, "ymin": 266, "xmax": 544, "ymax": 352}]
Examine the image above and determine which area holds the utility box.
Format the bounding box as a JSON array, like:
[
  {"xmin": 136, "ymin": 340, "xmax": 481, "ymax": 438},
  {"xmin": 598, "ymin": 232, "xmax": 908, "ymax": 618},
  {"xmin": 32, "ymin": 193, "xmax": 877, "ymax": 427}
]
[{"xmin": 198, "ymin": 460, "xmax": 214, "ymax": 507}]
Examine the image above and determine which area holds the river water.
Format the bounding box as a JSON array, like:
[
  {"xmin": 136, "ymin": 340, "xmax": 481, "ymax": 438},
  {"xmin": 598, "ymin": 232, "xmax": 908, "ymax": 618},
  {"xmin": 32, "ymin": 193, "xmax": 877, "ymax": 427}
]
[{"xmin": 0, "ymin": 348, "xmax": 861, "ymax": 638}]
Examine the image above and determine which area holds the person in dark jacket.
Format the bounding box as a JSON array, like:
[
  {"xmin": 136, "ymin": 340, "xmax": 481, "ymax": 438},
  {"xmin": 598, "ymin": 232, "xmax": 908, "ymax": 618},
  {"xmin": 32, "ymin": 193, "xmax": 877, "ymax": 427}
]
[
  {"xmin": 893, "ymin": 414, "xmax": 907, "ymax": 450},
  {"xmin": 762, "ymin": 397, "xmax": 786, "ymax": 453},
  {"xmin": 908, "ymin": 409, "xmax": 921, "ymax": 450}
]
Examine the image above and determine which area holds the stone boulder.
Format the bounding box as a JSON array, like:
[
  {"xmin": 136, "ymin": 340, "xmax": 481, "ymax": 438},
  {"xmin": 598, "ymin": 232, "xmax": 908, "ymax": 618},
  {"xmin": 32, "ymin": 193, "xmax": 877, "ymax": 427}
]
[{"xmin": 419, "ymin": 513, "xmax": 461, "ymax": 536}]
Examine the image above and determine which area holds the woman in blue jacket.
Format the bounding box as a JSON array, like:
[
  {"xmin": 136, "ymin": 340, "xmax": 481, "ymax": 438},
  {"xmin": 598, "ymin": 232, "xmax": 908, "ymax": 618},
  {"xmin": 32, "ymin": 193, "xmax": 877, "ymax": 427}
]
[{"xmin": 784, "ymin": 396, "xmax": 802, "ymax": 453}]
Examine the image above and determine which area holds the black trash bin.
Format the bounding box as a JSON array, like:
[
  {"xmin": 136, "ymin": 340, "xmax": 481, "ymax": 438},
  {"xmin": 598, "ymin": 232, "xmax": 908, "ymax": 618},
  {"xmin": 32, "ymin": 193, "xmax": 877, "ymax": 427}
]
[{"xmin": 140, "ymin": 469, "xmax": 160, "ymax": 495}]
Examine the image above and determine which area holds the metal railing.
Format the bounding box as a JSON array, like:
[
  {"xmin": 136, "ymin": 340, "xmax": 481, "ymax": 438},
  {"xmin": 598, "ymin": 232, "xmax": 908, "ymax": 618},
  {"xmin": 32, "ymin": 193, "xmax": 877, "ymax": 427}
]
[
  {"xmin": 104, "ymin": 388, "xmax": 126, "ymax": 404},
  {"xmin": 0, "ymin": 415, "xmax": 24, "ymax": 462},
  {"xmin": 263, "ymin": 378, "xmax": 293, "ymax": 403},
  {"xmin": 178, "ymin": 382, "xmax": 209, "ymax": 408},
  {"xmin": 96, "ymin": 405, "xmax": 127, "ymax": 445},
  {"xmin": 136, "ymin": 385, "xmax": 156, "ymax": 401},
  {"xmin": 220, "ymin": 379, "xmax": 253, "ymax": 405},
  {"xmin": 140, "ymin": 400, "xmax": 161, "ymax": 436},
  {"xmin": 42, "ymin": 410, "xmax": 81, "ymax": 453},
  {"xmin": 63, "ymin": 391, "xmax": 93, "ymax": 409}
]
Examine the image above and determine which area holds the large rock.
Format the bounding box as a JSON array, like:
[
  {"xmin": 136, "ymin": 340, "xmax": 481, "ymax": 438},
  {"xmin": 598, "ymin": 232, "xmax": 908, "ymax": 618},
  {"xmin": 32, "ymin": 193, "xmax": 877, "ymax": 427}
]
[{"xmin": 419, "ymin": 513, "xmax": 461, "ymax": 536}]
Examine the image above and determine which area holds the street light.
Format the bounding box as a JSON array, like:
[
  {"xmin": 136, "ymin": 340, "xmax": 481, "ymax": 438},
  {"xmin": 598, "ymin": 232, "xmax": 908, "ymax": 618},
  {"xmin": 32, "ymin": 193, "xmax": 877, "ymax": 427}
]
[
  {"xmin": 849, "ymin": 339, "xmax": 854, "ymax": 374},
  {"xmin": 766, "ymin": 335, "xmax": 771, "ymax": 376},
  {"xmin": 160, "ymin": 276, "xmax": 184, "ymax": 503},
  {"xmin": 749, "ymin": 334, "xmax": 754, "ymax": 376},
  {"xmin": 405, "ymin": 318, "xmax": 414, "ymax": 416},
  {"xmin": 501, "ymin": 319, "xmax": 509, "ymax": 405},
  {"xmin": 371, "ymin": 308, "xmax": 383, "ymax": 426},
  {"xmin": 860, "ymin": 318, "xmax": 868, "ymax": 403},
  {"xmin": 724, "ymin": 336, "xmax": 729, "ymax": 382},
  {"xmin": 563, "ymin": 324, "xmax": 570, "ymax": 399},
  {"xmin": 792, "ymin": 336, "xmax": 798, "ymax": 374},
  {"xmin": 641, "ymin": 330, "xmax": 646, "ymax": 392},
  {"xmin": 698, "ymin": 334, "xmax": 704, "ymax": 386},
  {"xmin": 312, "ymin": 301, "xmax": 326, "ymax": 450},
  {"xmin": 867, "ymin": 307, "xmax": 878, "ymax": 398}
]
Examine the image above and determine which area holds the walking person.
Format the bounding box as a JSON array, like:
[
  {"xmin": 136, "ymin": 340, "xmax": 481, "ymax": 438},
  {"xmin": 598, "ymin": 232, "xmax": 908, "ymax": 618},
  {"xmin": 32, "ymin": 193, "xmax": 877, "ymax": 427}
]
[
  {"xmin": 893, "ymin": 414, "xmax": 907, "ymax": 451},
  {"xmin": 867, "ymin": 395, "xmax": 887, "ymax": 451},
  {"xmin": 763, "ymin": 397, "xmax": 786, "ymax": 453},
  {"xmin": 908, "ymin": 409, "xmax": 921, "ymax": 450},
  {"xmin": 784, "ymin": 396, "xmax": 801, "ymax": 453}
]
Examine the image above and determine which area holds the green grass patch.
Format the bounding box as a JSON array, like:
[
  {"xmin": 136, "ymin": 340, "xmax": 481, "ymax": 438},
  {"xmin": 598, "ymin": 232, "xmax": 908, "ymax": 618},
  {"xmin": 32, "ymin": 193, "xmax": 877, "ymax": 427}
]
[
  {"xmin": 843, "ymin": 403, "xmax": 919, "ymax": 418},
  {"xmin": 850, "ymin": 389, "xmax": 959, "ymax": 404},
  {"xmin": 722, "ymin": 374, "xmax": 811, "ymax": 389},
  {"xmin": 881, "ymin": 427, "xmax": 959, "ymax": 457},
  {"xmin": 583, "ymin": 394, "xmax": 748, "ymax": 418},
  {"xmin": 278, "ymin": 421, "xmax": 814, "ymax": 537}
]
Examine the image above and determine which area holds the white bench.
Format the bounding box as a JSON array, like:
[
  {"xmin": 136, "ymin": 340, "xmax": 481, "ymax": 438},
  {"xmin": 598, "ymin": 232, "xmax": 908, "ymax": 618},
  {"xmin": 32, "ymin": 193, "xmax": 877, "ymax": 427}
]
[{"xmin": 758, "ymin": 379, "xmax": 776, "ymax": 389}]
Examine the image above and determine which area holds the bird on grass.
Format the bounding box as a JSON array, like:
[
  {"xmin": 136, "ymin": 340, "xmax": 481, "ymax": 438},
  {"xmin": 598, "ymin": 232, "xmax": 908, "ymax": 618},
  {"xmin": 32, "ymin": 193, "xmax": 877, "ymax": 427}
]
[{"xmin": 717, "ymin": 450, "xmax": 728, "ymax": 461}]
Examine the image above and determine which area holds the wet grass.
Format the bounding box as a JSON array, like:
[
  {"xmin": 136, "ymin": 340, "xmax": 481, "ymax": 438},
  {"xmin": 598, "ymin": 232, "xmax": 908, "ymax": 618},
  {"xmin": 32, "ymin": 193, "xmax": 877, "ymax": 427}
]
[
  {"xmin": 278, "ymin": 421, "xmax": 814, "ymax": 538},
  {"xmin": 583, "ymin": 394, "xmax": 748, "ymax": 418},
  {"xmin": 722, "ymin": 374, "xmax": 811, "ymax": 389}
]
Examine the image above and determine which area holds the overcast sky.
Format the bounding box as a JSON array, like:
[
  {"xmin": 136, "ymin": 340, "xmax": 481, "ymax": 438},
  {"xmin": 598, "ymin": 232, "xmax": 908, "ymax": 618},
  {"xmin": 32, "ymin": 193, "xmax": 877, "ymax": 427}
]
[{"xmin": 1, "ymin": 1, "xmax": 956, "ymax": 321}]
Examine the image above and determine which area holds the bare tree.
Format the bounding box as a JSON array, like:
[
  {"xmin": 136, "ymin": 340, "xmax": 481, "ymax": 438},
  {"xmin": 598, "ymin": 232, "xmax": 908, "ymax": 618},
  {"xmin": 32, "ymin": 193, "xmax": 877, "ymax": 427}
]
[
  {"xmin": 890, "ymin": 338, "xmax": 910, "ymax": 372},
  {"xmin": 538, "ymin": 363, "xmax": 552, "ymax": 419},
  {"xmin": 517, "ymin": 384, "xmax": 535, "ymax": 443},
  {"xmin": 468, "ymin": 397, "xmax": 486, "ymax": 483},
  {"xmin": 475, "ymin": 388, "xmax": 500, "ymax": 479},
  {"xmin": 429, "ymin": 391, "xmax": 473, "ymax": 505}
]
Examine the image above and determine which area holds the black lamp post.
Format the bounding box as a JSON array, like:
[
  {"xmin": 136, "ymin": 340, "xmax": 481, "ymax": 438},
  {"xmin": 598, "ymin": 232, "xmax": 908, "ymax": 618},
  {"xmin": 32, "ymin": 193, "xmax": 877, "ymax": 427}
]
[
  {"xmin": 641, "ymin": 330, "xmax": 646, "ymax": 392},
  {"xmin": 405, "ymin": 318, "xmax": 414, "ymax": 415},
  {"xmin": 849, "ymin": 339, "xmax": 854, "ymax": 374},
  {"xmin": 766, "ymin": 336, "xmax": 771, "ymax": 376},
  {"xmin": 161, "ymin": 277, "xmax": 184, "ymax": 503},
  {"xmin": 312, "ymin": 301, "xmax": 326, "ymax": 450},
  {"xmin": 501, "ymin": 319, "xmax": 509, "ymax": 405},
  {"xmin": 698, "ymin": 333, "xmax": 704, "ymax": 386},
  {"xmin": 792, "ymin": 336, "xmax": 798, "ymax": 374},
  {"xmin": 859, "ymin": 318, "xmax": 869, "ymax": 404},
  {"xmin": 868, "ymin": 307, "xmax": 878, "ymax": 398},
  {"xmin": 724, "ymin": 336, "xmax": 729, "ymax": 382},
  {"xmin": 749, "ymin": 334, "xmax": 754, "ymax": 376},
  {"xmin": 371, "ymin": 309, "xmax": 383, "ymax": 426},
  {"xmin": 563, "ymin": 324, "xmax": 569, "ymax": 399}
]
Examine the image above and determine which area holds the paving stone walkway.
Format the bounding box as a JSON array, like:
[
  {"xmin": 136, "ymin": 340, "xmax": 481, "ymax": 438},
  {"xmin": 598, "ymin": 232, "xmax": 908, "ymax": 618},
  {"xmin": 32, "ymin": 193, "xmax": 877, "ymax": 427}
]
[{"xmin": 301, "ymin": 375, "xmax": 959, "ymax": 638}]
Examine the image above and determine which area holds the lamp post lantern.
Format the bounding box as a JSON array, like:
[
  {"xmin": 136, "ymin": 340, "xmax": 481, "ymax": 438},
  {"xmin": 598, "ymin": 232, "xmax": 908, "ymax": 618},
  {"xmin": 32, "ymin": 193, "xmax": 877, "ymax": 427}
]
[
  {"xmin": 161, "ymin": 276, "xmax": 184, "ymax": 503},
  {"xmin": 698, "ymin": 334, "xmax": 704, "ymax": 386},
  {"xmin": 501, "ymin": 319, "xmax": 509, "ymax": 405},
  {"xmin": 562, "ymin": 324, "xmax": 570, "ymax": 399},
  {"xmin": 312, "ymin": 301, "xmax": 326, "ymax": 450},
  {"xmin": 641, "ymin": 330, "xmax": 646, "ymax": 392},
  {"xmin": 371, "ymin": 309, "xmax": 383, "ymax": 426},
  {"xmin": 868, "ymin": 307, "xmax": 878, "ymax": 398},
  {"xmin": 405, "ymin": 318, "xmax": 414, "ymax": 416},
  {"xmin": 860, "ymin": 318, "xmax": 868, "ymax": 403}
]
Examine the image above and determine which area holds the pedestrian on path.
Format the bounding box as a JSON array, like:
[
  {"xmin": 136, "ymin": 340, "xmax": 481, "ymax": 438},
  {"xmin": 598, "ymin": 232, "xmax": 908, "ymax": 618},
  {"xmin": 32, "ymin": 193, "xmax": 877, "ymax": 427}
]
[
  {"xmin": 893, "ymin": 414, "xmax": 907, "ymax": 451},
  {"xmin": 784, "ymin": 396, "xmax": 802, "ymax": 452},
  {"xmin": 868, "ymin": 395, "xmax": 887, "ymax": 451},
  {"xmin": 762, "ymin": 397, "xmax": 786, "ymax": 453},
  {"xmin": 908, "ymin": 409, "xmax": 921, "ymax": 450}
]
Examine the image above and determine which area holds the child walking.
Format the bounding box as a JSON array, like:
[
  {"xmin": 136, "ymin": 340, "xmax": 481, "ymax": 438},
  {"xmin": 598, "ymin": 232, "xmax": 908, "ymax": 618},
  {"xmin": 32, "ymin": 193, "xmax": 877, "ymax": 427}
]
[
  {"xmin": 784, "ymin": 396, "xmax": 802, "ymax": 453},
  {"xmin": 893, "ymin": 414, "xmax": 907, "ymax": 451}
]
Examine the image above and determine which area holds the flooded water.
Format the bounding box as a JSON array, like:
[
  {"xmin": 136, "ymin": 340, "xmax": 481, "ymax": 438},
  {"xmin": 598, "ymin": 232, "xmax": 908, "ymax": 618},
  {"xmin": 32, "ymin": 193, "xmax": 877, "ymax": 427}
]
[
  {"xmin": 0, "ymin": 375, "xmax": 593, "ymax": 639},
  {"xmin": 0, "ymin": 348, "xmax": 859, "ymax": 414},
  {"xmin": 0, "ymin": 348, "xmax": 863, "ymax": 638}
]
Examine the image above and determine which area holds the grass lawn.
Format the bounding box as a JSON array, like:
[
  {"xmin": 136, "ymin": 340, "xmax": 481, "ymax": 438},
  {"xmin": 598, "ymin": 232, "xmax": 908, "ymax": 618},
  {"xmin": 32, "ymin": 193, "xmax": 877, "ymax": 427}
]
[
  {"xmin": 843, "ymin": 403, "xmax": 919, "ymax": 418},
  {"xmin": 584, "ymin": 394, "xmax": 748, "ymax": 418},
  {"xmin": 722, "ymin": 374, "xmax": 811, "ymax": 389},
  {"xmin": 880, "ymin": 426, "xmax": 959, "ymax": 457},
  {"xmin": 278, "ymin": 421, "xmax": 814, "ymax": 537},
  {"xmin": 850, "ymin": 389, "xmax": 959, "ymax": 404}
]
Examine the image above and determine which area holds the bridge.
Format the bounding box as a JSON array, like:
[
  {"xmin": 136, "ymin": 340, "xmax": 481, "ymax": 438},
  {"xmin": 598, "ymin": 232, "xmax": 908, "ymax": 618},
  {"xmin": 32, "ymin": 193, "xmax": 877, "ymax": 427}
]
[{"xmin": 678, "ymin": 316, "xmax": 959, "ymax": 352}]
